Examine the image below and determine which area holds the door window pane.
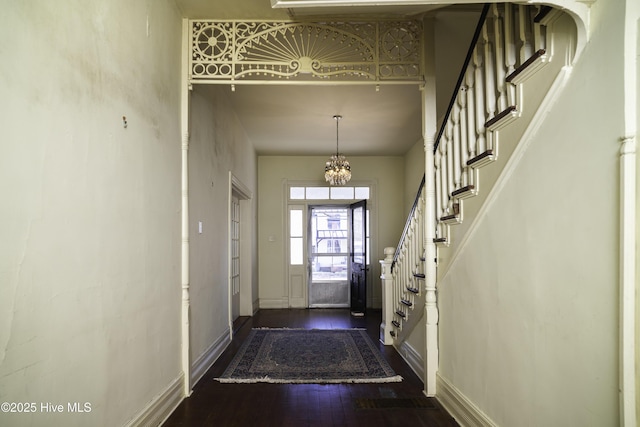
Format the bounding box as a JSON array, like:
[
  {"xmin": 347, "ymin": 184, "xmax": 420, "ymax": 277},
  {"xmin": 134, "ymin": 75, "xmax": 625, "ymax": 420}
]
[
  {"xmin": 290, "ymin": 208, "xmax": 304, "ymax": 265},
  {"xmin": 290, "ymin": 187, "xmax": 305, "ymax": 199},
  {"xmin": 306, "ymin": 187, "xmax": 330, "ymax": 199},
  {"xmin": 288, "ymin": 185, "xmax": 370, "ymax": 201},
  {"xmin": 311, "ymin": 255, "xmax": 348, "ymax": 281},
  {"xmin": 290, "ymin": 210, "xmax": 303, "ymax": 237},
  {"xmin": 366, "ymin": 209, "xmax": 370, "ymax": 265},
  {"xmin": 355, "ymin": 187, "xmax": 370, "ymax": 199},
  {"xmin": 290, "ymin": 237, "xmax": 303, "ymax": 265},
  {"xmin": 352, "ymin": 205, "xmax": 365, "ymax": 264},
  {"xmin": 330, "ymin": 187, "xmax": 354, "ymax": 199}
]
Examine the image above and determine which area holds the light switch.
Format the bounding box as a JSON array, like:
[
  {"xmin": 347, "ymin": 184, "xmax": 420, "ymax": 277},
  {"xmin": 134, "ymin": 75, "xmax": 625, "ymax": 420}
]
[{"xmin": 198, "ymin": 221, "xmax": 203, "ymax": 234}]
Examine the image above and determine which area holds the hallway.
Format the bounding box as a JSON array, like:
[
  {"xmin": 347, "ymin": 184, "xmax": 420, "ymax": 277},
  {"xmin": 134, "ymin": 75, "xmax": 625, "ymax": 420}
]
[{"xmin": 164, "ymin": 309, "xmax": 458, "ymax": 426}]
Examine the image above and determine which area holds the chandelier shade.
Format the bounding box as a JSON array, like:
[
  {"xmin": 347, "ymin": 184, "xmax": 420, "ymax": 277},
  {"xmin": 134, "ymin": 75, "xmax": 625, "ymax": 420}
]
[{"xmin": 324, "ymin": 115, "xmax": 352, "ymax": 186}]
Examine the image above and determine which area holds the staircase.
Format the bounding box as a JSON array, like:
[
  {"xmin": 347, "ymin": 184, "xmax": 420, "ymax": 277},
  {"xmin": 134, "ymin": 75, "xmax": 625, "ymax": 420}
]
[
  {"xmin": 434, "ymin": 3, "xmax": 573, "ymax": 249},
  {"xmin": 389, "ymin": 176, "xmax": 427, "ymax": 341},
  {"xmin": 381, "ymin": 1, "xmax": 576, "ymax": 391}
]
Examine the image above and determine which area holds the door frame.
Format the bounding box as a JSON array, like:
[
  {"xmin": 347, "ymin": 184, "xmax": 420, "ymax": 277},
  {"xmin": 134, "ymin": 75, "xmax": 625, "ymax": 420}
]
[
  {"xmin": 228, "ymin": 172, "xmax": 252, "ymax": 338},
  {"xmin": 285, "ymin": 181, "xmax": 375, "ymax": 309}
]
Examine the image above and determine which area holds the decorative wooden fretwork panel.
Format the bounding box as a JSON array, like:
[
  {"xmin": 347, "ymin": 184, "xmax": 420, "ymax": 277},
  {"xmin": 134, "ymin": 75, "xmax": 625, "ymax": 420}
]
[{"xmin": 190, "ymin": 20, "xmax": 423, "ymax": 83}]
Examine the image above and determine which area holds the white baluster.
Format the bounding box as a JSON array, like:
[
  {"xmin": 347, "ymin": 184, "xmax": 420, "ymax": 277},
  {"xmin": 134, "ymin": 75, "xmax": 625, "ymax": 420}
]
[
  {"xmin": 533, "ymin": 5, "xmax": 546, "ymax": 54},
  {"xmin": 439, "ymin": 144, "xmax": 448, "ymax": 218},
  {"xmin": 458, "ymin": 87, "xmax": 469, "ymax": 187},
  {"xmin": 452, "ymin": 102, "xmax": 462, "ymax": 192},
  {"xmin": 504, "ymin": 3, "xmax": 517, "ymax": 106},
  {"xmin": 483, "ymin": 23, "xmax": 496, "ymax": 123},
  {"xmin": 473, "ymin": 44, "xmax": 487, "ymax": 154},
  {"xmin": 435, "ymin": 149, "xmax": 442, "ymax": 219},
  {"xmin": 493, "ymin": 4, "xmax": 507, "ymax": 112},
  {"xmin": 409, "ymin": 219, "xmax": 415, "ymax": 276},
  {"xmin": 465, "ymin": 67, "xmax": 477, "ymax": 162},
  {"xmin": 445, "ymin": 133, "xmax": 454, "ymax": 210},
  {"xmin": 518, "ymin": 5, "xmax": 533, "ymax": 64}
]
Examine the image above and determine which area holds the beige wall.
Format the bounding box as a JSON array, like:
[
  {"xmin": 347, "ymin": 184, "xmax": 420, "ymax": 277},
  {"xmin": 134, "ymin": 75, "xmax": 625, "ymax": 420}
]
[
  {"xmin": 403, "ymin": 139, "xmax": 426, "ymax": 216},
  {"xmin": 434, "ymin": 9, "xmax": 483, "ymax": 129},
  {"xmin": 257, "ymin": 156, "xmax": 406, "ymax": 309},
  {"xmin": 436, "ymin": 4, "xmax": 623, "ymax": 425},
  {"xmin": 0, "ymin": 1, "xmax": 182, "ymax": 426},
  {"xmin": 188, "ymin": 86, "xmax": 257, "ymax": 372}
]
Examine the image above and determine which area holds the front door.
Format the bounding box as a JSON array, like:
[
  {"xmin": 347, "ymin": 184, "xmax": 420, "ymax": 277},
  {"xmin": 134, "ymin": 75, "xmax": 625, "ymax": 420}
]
[
  {"xmin": 308, "ymin": 206, "xmax": 349, "ymax": 307},
  {"xmin": 349, "ymin": 200, "xmax": 367, "ymax": 315}
]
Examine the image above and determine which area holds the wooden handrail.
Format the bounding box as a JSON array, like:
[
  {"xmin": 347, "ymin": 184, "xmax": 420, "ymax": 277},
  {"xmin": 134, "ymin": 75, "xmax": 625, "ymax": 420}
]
[{"xmin": 433, "ymin": 4, "xmax": 490, "ymax": 153}]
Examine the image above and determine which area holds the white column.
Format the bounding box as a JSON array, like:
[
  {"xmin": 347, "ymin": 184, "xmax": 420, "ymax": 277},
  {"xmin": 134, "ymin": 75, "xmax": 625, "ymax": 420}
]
[
  {"xmin": 422, "ymin": 16, "xmax": 439, "ymax": 397},
  {"xmin": 620, "ymin": 135, "xmax": 637, "ymax": 426},
  {"xmin": 180, "ymin": 18, "xmax": 192, "ymax": 397},
  {"xmin": 380, "ymin": 247, "xmax": 396, "ymax": 345},
  {"xmin": 424, "ymin": 97, "xmax": 439, "ymax": 397},
  {"xmin": 620, "ymin": 0, "xmax": 638, "ymax": 422}
]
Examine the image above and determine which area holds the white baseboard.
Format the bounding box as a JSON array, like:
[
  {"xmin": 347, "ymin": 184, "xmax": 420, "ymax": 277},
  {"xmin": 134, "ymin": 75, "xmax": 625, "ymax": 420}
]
[
  {"xmin": 191, "ymin": 331, "xmax": 231, "ymax": 387},
  {"xmin": 125, "ymin": 373, "xmax": 184, "ymax": 427},
  {"xmin": 436, "ymin": 373, "xmax": 498, "ymax": 427},
  {"xmin": 258, "ymin": 298, "xmax": 289, "ymax": 309},
  {"xmin": 398, "ymin": 341, "xmax": 424, "ymax": 381}
]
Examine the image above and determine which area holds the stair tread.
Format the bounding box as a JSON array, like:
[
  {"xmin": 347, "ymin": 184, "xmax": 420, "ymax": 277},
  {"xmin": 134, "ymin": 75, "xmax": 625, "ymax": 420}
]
[
  {"xmin": 440, "ymin": 203, "xmax": 460, "ymax": 223},
  {"xmin": 451, "ymin": 185, "xmax": 475, "ymax": 198},
  {"xmin": 413, "ymin": 273, "xmax": 425, "ymax": 279},
  {"xmin": 440, "ymin": 213, "xmax": 460, "ymax": 222},
  {"xmin": 485, "ymin": 105, "xmax": 517, "ymax": 128},
  {"xmin": 407, "ymin": 287, "xmax": 419, "ymax": 294},
  {"xmin": 467, "ymin": 150, "xmax": 494, "ymax": 166},
  {"xmin": 400, "ymin": 299, "xmax": 413, "ymax": 307},
  {"xmin": 506, "ymin": 49, "xmax": 547, "ymax": 82},
  {"xmin": 391, "ymin": 320, "xmax": 401, "ymax": 328},
  {"xmin": 395, "ymin": 310, "xmax": 406, "ymax": 318}
]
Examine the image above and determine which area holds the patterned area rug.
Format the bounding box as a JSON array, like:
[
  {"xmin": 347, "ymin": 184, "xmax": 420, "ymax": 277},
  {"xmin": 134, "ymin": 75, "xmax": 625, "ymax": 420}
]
[{"xmin": 216, "ymin": 328, "xmax": 402, "ymax": 384}]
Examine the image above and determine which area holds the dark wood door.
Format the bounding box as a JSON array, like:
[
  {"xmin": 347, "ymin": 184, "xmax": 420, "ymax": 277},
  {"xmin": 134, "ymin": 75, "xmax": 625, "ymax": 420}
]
[{"xmin": 349, "ymin": 200, "xmax": 366, "ymax": 315}]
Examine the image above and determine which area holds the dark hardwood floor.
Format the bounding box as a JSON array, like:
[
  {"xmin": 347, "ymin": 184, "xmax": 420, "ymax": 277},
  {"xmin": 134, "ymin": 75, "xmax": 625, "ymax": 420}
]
[{"xmin": 163, "ymin": 309, "xmax": 458, "ymax": 427}]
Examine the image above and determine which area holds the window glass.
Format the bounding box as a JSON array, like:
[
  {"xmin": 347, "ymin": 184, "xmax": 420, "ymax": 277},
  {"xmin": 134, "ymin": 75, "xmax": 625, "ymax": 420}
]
[
  {"xmin": 306, "ymin": 187, "xmax": 330, "ymax": 199},
  {"xmin": 311, "ymin": 255, "xmax": 348, "ymax": 281},
  {"xmin": 290, "ymin": 210, "xmax": 303, "ymax": 237},
  {"xmin": 290, "ymin": 187, "xmax": 305, "ymax": 199},
  {"xmin": 366, "ymin": 210, "xmax": 370, "ymax": 265},
  {"xmin": 355, "ymin": 187, "xmax": 370, "ymax": 199},
  {"xmin": 330, "ymin": 187, "xmax": 354, "ymax": 199},
  {"xmin": 288, "ymin": 185, "xmax": 370, "ymax": 201},
  {"xmin": 290, "ymin": 237, "xmax": 303, "ymax": 265}
]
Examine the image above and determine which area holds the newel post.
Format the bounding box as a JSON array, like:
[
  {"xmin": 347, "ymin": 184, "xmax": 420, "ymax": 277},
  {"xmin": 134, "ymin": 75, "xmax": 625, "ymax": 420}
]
[{"xmin": 380, "ymin": 247, "xmax": 396, "ymax": 345}]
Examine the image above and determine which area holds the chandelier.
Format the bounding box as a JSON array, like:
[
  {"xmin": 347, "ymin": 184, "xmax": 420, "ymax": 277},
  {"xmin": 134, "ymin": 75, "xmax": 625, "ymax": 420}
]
[{"xmin": 324, "ymin": 115, "xmax": 352, "ymax": 186}]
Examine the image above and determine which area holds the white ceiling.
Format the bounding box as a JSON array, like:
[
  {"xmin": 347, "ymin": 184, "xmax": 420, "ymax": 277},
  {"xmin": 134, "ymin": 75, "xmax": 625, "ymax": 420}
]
[{"xmin": 175, "ymin": 0, "xmax": 457, "ymax": 156}]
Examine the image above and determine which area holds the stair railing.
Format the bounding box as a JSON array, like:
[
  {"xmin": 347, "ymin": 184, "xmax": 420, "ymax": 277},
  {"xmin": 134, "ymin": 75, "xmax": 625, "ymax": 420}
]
[
  {"xmin": 379, "ymin": 177, "xmax": 426, "ymax": 343},
  {"xmin": 434, "ymin": 3, "xmax": 552, "ymax": 244},
  {"xmin": 381, "ymin": 0, "xmax": 555, "ymax": 354}
]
